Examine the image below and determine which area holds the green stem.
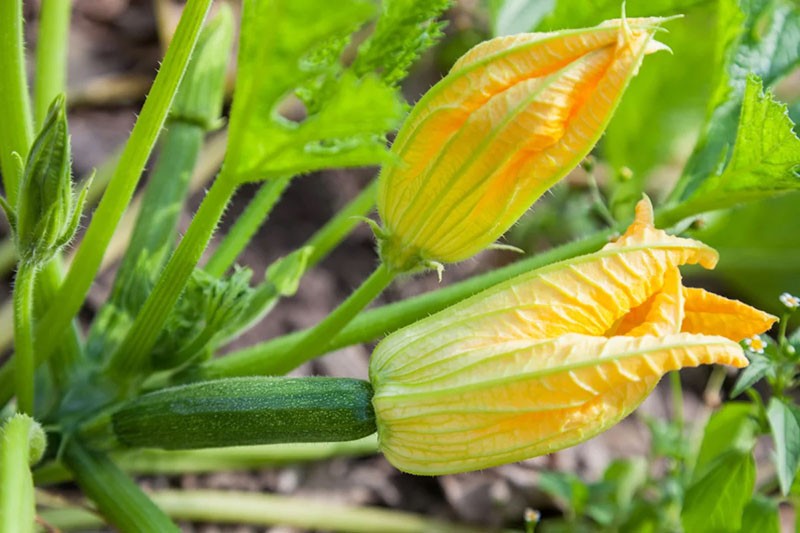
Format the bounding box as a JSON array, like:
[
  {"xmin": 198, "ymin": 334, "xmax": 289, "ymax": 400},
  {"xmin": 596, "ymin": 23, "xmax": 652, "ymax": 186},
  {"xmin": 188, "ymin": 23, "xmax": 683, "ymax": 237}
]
[
  {"xmin": 109, "ymin": 119, "xmax": 205, "ymax": 311},
  {"xmin": 40, "ymin": 489, "xmax": 483, "ymax": 533},
  {"xmin": 0, "ymin": 0, "xmax": 34, "ymax": 203},
  {"xmin": 670, "ymin": 371, "xmax": 684, "ymax": 438},
  {"xmin": 205, "ymin": 175, "xmax": 292, "ymax": 277},
  {"xmin": 62, "ymin": 439, "xmax": 179, "ymax": 533},
  {"xmin": 34, "ymin": 0, "xmax": 72, "ymax": 128},
  {"xmin": 9, "ymin": 0, "xmax": 211, "ymax": 382},
  {"xmin": 1, "ymin": 415, "xmax": 45, "ymax": 533},
  {"xmin": 193, "ymin": 229, "xmax": 614, "ymax": 381},
  {"xmin": 35, "ymin": 435, "xmax": 378, "ymax": 485},
  {"xmin": 106, "ymin": 176, "xmax": 238, "ymax": 382},
  {"xmin": 241, "ymin": 263, "xmax": 396, "ymax": 376},
  {"xmin": 305, "ymin": 179, "xmax": 378, "ymax": 268},
  {"xmin": 13, "ymin": 263, "xmax": 37, "ymax": 415}
]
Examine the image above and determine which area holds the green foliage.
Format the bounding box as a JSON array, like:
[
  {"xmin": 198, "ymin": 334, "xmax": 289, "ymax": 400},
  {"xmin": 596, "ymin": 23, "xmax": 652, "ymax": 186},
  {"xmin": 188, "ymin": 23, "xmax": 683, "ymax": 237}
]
[
  {"xmin": 151, "ymin": 267, "xmax": 256, "ymax": 370},
  {"xmin": 767, "ymin": 397, "xmax": 800, "ymax": 495},
  {"xmin": 353, "ymin": 0, "xmax": 451, "ymax": 85},
  {"xmin": 671, "ymin": 0, "xmax": 800, "ymax": 205},
  {"xmin": 681, "ymin": 451, "xmax": 756, "ymax": 532},
  {"xmin": 226, "ymin": 0, "xmax": 406, "ymax": 182},
  {"xmin": 740, "ymin": 495, "xmax": 781, "ymax": 533},
  {"xmin": 689, "ymin": 192, "xmax": 800, "ymax": 315},
  {"xmin": 693, "ymin": 402, "xmax": 758, "ymax": 478},
  {"xmin": 680, "ymin": 75, "xmax": 800, "ymax": 212}
]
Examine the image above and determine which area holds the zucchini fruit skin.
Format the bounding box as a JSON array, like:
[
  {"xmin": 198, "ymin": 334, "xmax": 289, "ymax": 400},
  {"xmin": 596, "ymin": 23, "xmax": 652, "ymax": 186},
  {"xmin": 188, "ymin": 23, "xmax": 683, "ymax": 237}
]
[{"xmin": 109, "ymin": 377, "xmax": 376, "ymax": 450}]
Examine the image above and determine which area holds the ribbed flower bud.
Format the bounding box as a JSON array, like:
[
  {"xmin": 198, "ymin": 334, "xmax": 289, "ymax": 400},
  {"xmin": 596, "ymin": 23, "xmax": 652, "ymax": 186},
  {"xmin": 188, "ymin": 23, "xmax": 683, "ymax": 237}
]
[
  {"xmin": 370, "ymin": 198, "xmax": 776, "ymax": 475},
  {"xmin": 0, "ymin": 96, "xmax": 89, "ymax": 264},
  {"xmin": 375, "ymin": 17, "xmax": 671, "ymax": 272}
]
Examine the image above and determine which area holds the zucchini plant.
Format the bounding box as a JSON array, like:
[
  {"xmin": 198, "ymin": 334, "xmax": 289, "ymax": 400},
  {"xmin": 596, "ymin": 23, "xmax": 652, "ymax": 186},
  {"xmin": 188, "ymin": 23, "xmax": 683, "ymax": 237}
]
[{"xmin": 0, "ymin": 0, "xmax": 799, "ymax": 531}]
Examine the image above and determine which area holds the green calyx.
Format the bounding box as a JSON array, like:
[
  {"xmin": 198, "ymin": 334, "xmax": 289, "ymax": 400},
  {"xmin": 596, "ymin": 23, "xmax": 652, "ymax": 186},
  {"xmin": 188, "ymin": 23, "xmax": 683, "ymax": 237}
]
[
  {"xmin": 2, "ymin": 95, "xmax": 90, "ymax": 264},
  {"xmin": 371, "ymin": 222, "xmax": 443, "ymax": 277}
]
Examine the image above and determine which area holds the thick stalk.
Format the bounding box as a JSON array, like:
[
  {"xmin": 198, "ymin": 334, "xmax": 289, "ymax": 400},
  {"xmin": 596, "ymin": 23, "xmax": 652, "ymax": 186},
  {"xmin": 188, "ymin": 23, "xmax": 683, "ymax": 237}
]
[
  {"xmin": 13, "ymin": 263, "xmax": 37, "ymax": 414},
  {"xmin": 106, "ymin": 176, "xmax": 238, "ymax": 382},
  {"xmin": 205, "ymin": 175, "xmax": 292, "ymax": 277},
  {"xmin": 0, "ymin": 415, "xmax": 44, "ymax": 533},
  {"xmin": 34, "ymin": 435, "xmax": 378, "ymax": 485},
  {"xmin": 34, "ymin": 0, "xmax": 72, "ymax": 128},
  {"xmin": 62, "ymin": 439, "xmax": 178, "ymax": 533},
  {"xmin": 40, "ymin": 490, "xmax": 483, "ymax": 533},
  {"xmin": 0, "ymin": 0, "xmax": 34, "ymax": 202},
  {"xmin": 4, "ymin": 0, "xmax": 212, "ymax": 384}
]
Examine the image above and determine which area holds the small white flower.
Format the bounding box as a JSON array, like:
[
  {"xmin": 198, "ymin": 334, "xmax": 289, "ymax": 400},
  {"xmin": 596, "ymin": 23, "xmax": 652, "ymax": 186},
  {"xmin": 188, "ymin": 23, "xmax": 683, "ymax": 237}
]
[
  {"xmin": 744, "ymin": 335, "xmax": 765, "ymax": 354},
  {"xmin": 779, "ymin": 292, "xmax": 800, "ymax": 310}
]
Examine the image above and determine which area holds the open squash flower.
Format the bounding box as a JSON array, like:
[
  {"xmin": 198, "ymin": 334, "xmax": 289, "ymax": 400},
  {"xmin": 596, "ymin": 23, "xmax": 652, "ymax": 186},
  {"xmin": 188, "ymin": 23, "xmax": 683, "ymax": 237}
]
[
  {"xmin": 376, "ymin": 17, "xmax": 672, "ymax": 272},
  {"xmin": 370, "ymin": 198, "xmax": 776, "ymax": 475}
]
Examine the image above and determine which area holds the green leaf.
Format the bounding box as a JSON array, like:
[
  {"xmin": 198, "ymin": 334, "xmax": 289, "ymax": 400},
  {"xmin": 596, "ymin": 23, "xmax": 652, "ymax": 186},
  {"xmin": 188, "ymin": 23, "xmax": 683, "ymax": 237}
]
[
  {"xmin": 242, "ymin": 73, "xmax": 405, "ymax": 180},
  {"xmin": 694, "ymin": 402, "xmax": 759, "ymax": 481},
  {"xmin": 681, "ymin": 450, "xmax": 756, "ymax": 533},
  {"xmin": 602, "ymin": 458, "xmax": 648, "ymax": 512},
  {"xmin": 671, "ymin": 0, "xmax": 800, "ymax": 204},
  {"xmin": 739, "ymin": 495, "xmax": 781, "ymax": 533},
  {"xmin": 731, "ymin": 351, "xmax": 772, "ymax": 397},
  {"xmin": 766, "ymin": 397, "xmax": 800, "ymax": 495},
  {"xmin": 537, "ymin": 471, "xmax": 589, "ymax": 518},
  {"xmin": 227, "ymin": 0, "xmax": 408, "ymax": 182},
  {"xmin": 353, "ymin": 0, "xmax": 451, "ymax": 86},
  {"xmin": 688, "ymin": 191, "xmax": 800, "ymax": 315},
  {"xmin": 266, "ymin": 246, "xmax": 313, "ymax": 297},
  {"xmin": 684, "ymin": 75, "xmax": 800, "ymax": 212}
]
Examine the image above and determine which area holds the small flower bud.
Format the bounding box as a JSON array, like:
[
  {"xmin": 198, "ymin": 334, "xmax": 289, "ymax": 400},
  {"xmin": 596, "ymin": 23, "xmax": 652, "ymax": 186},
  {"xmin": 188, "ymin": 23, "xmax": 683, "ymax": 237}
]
[
  {"xmin": 376, "ymin": 17, "xmax": 672, "ymax": 272},
  {"xmin": 11, "ymin": 95, "xmax": 89, "ymax": 264}
]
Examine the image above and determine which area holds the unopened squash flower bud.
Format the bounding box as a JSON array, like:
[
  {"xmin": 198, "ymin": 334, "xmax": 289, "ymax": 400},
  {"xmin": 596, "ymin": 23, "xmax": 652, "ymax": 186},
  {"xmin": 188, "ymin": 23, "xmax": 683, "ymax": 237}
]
[
  {"xmin": 375, "ymin": 17, "xmax": 672, "ymax": 273},
  {"xmin": 0, "ymin": 96, "xmax": 89, "ymax": 264},
  {"xmin": 370, "ymin": 198, "xmax": 776, "ymax": 475}
]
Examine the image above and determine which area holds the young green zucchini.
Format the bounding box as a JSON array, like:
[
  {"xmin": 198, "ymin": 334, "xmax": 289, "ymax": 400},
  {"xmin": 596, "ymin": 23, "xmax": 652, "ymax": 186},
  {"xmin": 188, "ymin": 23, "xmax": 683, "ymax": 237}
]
[{"xmin": 89, "ymin": 377, "xmax": 376, "ymax": 450}]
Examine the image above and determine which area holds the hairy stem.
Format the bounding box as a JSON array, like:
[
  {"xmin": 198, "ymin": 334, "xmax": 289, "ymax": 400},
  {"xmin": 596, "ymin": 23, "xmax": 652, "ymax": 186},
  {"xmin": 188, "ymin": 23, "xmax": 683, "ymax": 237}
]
[
  {"xmin": 205, "ymin": 175, "xmax": 292, "ymax": 277},
  {"xmin": 13, "ymin": 263, "xmax": 37, "ymax": 414},
  {"xmin": 34, "ymin": 0, "xmax": 72, "ymax": 128},
  {"xmin": 0, "ymin": 0, "xmax": 34, "ymax": 203}
]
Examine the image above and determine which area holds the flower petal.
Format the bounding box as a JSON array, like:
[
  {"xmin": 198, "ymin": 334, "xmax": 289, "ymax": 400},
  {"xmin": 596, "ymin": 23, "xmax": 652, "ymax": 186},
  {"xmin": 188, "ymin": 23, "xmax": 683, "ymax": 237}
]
[
  {"xmin": 374, "ymin": 333, "xmax": 746, "ymax": 475},
  {"xmin": 612, "ymin": 267, "xmax": 684, "ymax": 336},
  {"xmin": 681, "ymin": 287, "xmax": 777, "ymax": 341},
  {"xmin": 371, "ymin": 208, "xmax": 717, "ymax": 383}
]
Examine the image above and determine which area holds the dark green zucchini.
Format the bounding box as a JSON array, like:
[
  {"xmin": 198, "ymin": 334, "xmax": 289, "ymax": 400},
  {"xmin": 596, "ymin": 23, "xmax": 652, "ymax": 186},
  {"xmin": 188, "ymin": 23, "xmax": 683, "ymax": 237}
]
[{"xmin": 96, "ymin": 377, "xmax": 375, "ymax": 450}]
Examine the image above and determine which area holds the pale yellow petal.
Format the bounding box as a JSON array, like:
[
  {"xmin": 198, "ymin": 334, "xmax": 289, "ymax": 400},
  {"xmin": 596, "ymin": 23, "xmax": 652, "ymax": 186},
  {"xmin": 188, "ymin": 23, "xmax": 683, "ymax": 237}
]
[
  {"xmin": 371, "ymin": 232, "xmax": 717, "ymax": 383},
  {"xmin": 391, "ymin": 48, "xmax": 615, "ymax": 259},
  {"xmin": 681, "ymin": 287, "xmax": 777, "ymax": 341},
  {"xmin": 614, "ymin": 267, "xmax": 684, "ymax": 336},
  {"xmin": 374, "ymin": 333, "xmax": 746, "ymax": 475},
  {"xmin": 378, "ymin": 19, "xmax": 669, "ymax": 263}
]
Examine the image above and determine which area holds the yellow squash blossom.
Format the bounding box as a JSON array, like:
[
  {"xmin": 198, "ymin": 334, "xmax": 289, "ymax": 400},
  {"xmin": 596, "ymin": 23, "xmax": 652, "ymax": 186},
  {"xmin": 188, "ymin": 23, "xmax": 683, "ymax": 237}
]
[
  {"xmin": 370, "ymin": 199, "xmax": 776, "ymax": 475},
  {"xmin": 376, "ymin": 17, "xmax": 672, "ymax": 272}
]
